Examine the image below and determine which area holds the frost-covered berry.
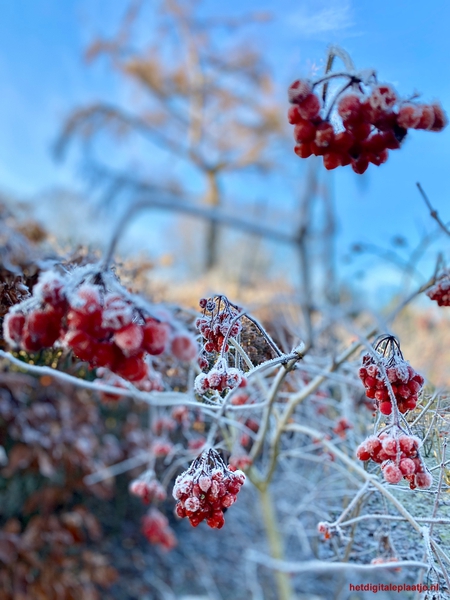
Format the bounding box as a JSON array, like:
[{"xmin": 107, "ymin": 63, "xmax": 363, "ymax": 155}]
[
  {"xmin": 415, "ymin": 471, "xmax": 433, "ymax": 489},
  {"xmin": 430, "ymin": 103, "xmax": 448, "ymax": 132},
  {"xmin": 142, "ymin": 319, "xmax": 169, "ymax": 355},
  {"xmin": 171, "ymin": 333, "xmax": 198, "ymax": 361},
  {"xmin": 382, "ymin": 462, "xmax": 403, "ymax": 484},
  {"xmin": 142, "ymin": 508, "xmax": 177, "ymax": 551},
  {"xmin": 397, "ymin": 104, "xmax": 422, "ymax": 129},
  {"xmin": 3, "ymin": 312, "xmax": 26, "ymax": 346},
  {"xmin": 297, "ymin": 93, "xmax": 321, "ymax": 119},
  {"xmin": 288, "ymin": 79, "xmax": 312, "ymax": 104},
  {"xmin": 114, "ymin": 323, "xmax": 144, "ymax": 355}
]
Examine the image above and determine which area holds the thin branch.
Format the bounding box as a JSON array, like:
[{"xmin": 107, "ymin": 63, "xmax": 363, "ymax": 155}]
[
  {"xmin": 417, "ymin": 182, "xmax": 450, "ymax": 237},
  {"xmin": 246, "ymin": 552, "xmax": 428, "ymax": 573},
  {"xmin": 103, "ymin": 197, "xmax": 299, "ymax": 269}
]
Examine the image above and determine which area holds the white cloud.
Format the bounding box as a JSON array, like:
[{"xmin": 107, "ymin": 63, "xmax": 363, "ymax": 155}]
[{"xmin": 287, "ymin": 0, "xmax": 354, "ymax": 38}]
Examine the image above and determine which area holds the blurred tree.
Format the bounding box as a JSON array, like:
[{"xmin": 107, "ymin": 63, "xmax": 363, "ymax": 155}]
[{"xmin": 56, "ymin": 0, "xmax": 284, "ymax": 271}]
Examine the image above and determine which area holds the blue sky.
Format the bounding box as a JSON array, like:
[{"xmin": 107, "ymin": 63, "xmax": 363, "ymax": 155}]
[{"xmin": 1, "ymin": 0, "xmax": 449, "ymax": 299}]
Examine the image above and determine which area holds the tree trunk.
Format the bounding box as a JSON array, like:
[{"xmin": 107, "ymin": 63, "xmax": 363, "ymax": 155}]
[{"xmin": 203, "ymin": 169, "xmax": 221, "ymax": 272}]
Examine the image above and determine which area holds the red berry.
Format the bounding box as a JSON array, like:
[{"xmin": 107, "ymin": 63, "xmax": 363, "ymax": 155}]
[
  {"xmin": 415, "ymin": 471, "xmax": 432, "ymax": 489},
  {"xmin": 288, "ymin": 79, "xmax": 312, "ymax": 104},
  {"xmin": 204, "ymin": 341, "xmax": 215, "ymax": 353},
  {"xmin": 171, "ymin": 333, "xmax": 198, "ymax": 362},
  {"xmin": 365, "ymin": 387, "xmax": 376, "ymax": 399},
  {"xmin": 102, "ymin": 294, "xmax": 133, "ymax": 330},
  {"xmin": 297, "ymin": 93, "xmax": 321, "ymax": 119},
  {"xmin": 27, "ymin": 309, "xmax": 62, "ymax": 347},
  {"xmin": 333, "ymin": 130, "xmax": 354, "ymax": 152},
  {"xmin": 399, "ymin": 458, "xmax": 416, "ymax": 476},
  {"xmin": 315, "ymin": 122, "xmax": 334, "ymax": 147},
  {"xmin": 142, "ymin": 319, "xmax": 169, "ymax": 355},
  {"xmin": 380, "ymin": 131, "xmax": 401, "ymax": 150},
  {"xmin": 310, "ymin": 141, "xmax": 326, "ymax": 156},
  {"xmin": 364, "ymin": 376, "xmax": 377, "ymax": 388},
  {"xmin": 379, "ymin": 401, "xmax": 392, "ymax": 415},
  {"xmin": 338, "ymin": 94, "xmax": 363, "ymax": 123},
  {"xmin": 293, "ymin": 120, "xmax": 316, "ymax": 143},
  {"xmin": 65, "ymin": 330, "xmax": 96, "ymax": 362},
  {"xmin": 383, "ymin": 462, "xmax": 403, "ymax": 484},
  {"xmin": 93, "ymin": 341, "xmax": 123, "ymax": 369},
  {"xmin": 115, "ymin": 355, "xmax": 148, "ymax": 382},
  {"xmin": 356, "ymin": 443, "xmax": 370, "ymax": 461},
  {"xmin": 430, "ymin": 103, "xmax": 448, "ymax": 132},
  {"xmin": 322, "ymin": 153, "xmax": 341, "ymax": 170},
  {"xmin": 21, "ymin": 329, "xmax": 42, "ymax": 352},
  {"xmin": 3, "ymin": 313, "xmax": 26, "ymax": 345},
  {"xmin": 294, "ymin": 142, "xmax": 312, "ymax": 158},
  {"xmin": 369, "ymin": 85, "xmax": 397, "ymax": 111},
  {"xmin": 114, "ymin": 323, "xmax": 144, "ymax": 356},
  {"xmin": 351, "ymin": 155, "xmax": 369, "ymax": 174},
  {"xmin": 397, "ymin": 104, "xmax": 422, "ymax": 129},
  {"xmin": 416, "ymin": 105, "xmax": 435, "ymax": 130},
  {"xmin": 287, "ymin": 106, "xmax": 302, "ymax": 124},
  {"xmin": 372, "ymin": 111, "xmax": 397, "ymax": 132},
  {"xmin": 35, "ymin": 273, "xmax": 67, "ymax": 309},
  {"xmin": 348, "ymin": 121, "xmax": 372, "ymax": 141},
  {"xmin": 368, "ymin": 149, "xmax": 388, "ymax": 166}
]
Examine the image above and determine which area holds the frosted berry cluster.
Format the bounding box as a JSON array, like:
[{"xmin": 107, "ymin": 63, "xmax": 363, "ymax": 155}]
[
  {"xmin": 141, "ymin": 508, "xmax": 177, "ymax": 551},
  {"xmin": 194, "ymin": 358, "xmax": 247, "ymax": 395},
  {"xmin": 229, "ymin": 455, "xmax": 253, "ymax": 471},
  {"xmin": 333, "ymin": 417, "xmax": 352, "ymax": 438},
  {"xmin": 173, "ymin": 448, "xmax": 245, "ymax": 529},
  {"xmin": 196, "ymin": 295, "xmax": 242, "ymax": 361},
  {"xmin": 3, "ymin": 267, "xmax": 198, "ymax": 387},
  {"xmin": 426, "ymin": 271, "xmax": 450, "ymax": 306},
  {"xmin": 129, "ymin": 472, "xmax": 167, "ymax": 504},
  {"xmin": 356, "ymin": 430, "xmax": 432, "ymax": 489},
  {"xmin": 317, "ymin": 521, "xmax": 332, "ymax": 540},
  {"xmin": 359, "ymin": 336, "xmax": 424, "ymax": 415},
  {"xmin": 288, "ymin": 72, "xmax": 447, "ymax": 173}
]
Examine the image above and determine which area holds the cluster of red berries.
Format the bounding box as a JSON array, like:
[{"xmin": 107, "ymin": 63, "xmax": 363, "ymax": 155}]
[
  {"xmin": 230, "ymin": 392, "xmax": 251, "ymax": 406},
  {"xmin": 129, "ymin": 473, "xmax": 167, "ymax": 504},
  {"xmin": 332, "ymin": 417, "xmax": 353, "ymax": 438},
  {"xmin": 426, "ymin": 271, "xmax": 450, "ymax": 306},
  {"xmin": 141, "ymin": 508, "xmax": 177, "ymax": 551},
  {"xmin": 359, "ymin": 336, "xmax": 424, "ymax": 415},
  {"xmin": 229, "ymin": 455, "xmax": 253, "ymax": 471},
  {"xmin": 173, "ymin": 449, "xmax": 245, "ymax": 529},
  {"xmin": 196, "ymin": 296, "xmax": 242, "ymax": 360},
  {"xmin": 240, "ymin": 418, "xmax": 260, "ymax": 449},
  {"xmin": 288, "ymin": 76, "xmax": 447, "ymax": 173},
  {"xmin": 317, "ymin": 521, "xmax": 332, "ymax": 540},
  {"xmin": 3, "ymin": 268, "xmax": 198, "ymax": 387},
  {"xmin": 194, "ymin": 359, "xmax": 247, "ymax": 395},
  {"xmin": 356, "ymin": 430, "xmax": 432, "ymax": 489}
]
